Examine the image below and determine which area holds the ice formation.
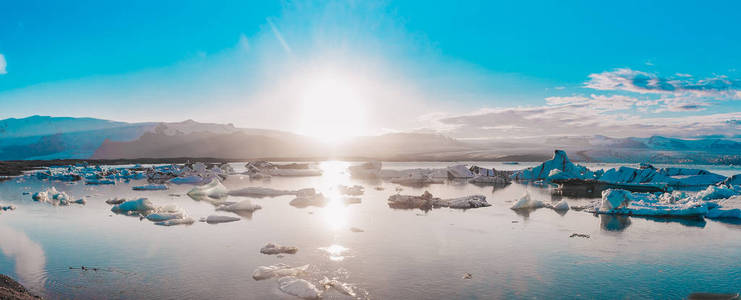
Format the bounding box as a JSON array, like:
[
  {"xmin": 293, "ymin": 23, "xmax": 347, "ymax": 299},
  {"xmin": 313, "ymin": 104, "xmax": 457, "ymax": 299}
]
[
  {"xmin": 200, "ymin": 215, "xmax": 240, "ymax": 224},
  {"xmin": 216, "ymin": 199, "xmax": 262, "ymax": 212},
  {"xmin": 227, "ymin": 187, "xmax": 314, "ymax": 198},
  {"xmin": 260, "ymin": 243, "xmax": 298, "ymax": 255},
  {"xmin": 319, "ymin": 277, "xmax": 356, "ymax": 297},
  {"xmin": 252, "ymin": 264, "xmax": 310, "ymax": 280},
  {"xmin": 186, "ymin": 178, "xmax": 228, "ymax": 200},
  {"xmin": 388, "ymin": 191, "xmax": 490, "ymax": 210},
  {"xmin": 31, "ymin": 187, "xmax": 80, "ymax": 206},
  {"xmin": 596, "ymin": 189, "xmax": 708, "ymax": 217},
  {"xmin": 348, "ymin": 161, "xmax": 382, "ymax": 178},
  {"xmin": 552, "ymin": 199, "xmax": 570, "ymax": 211},
  {"xmin": 244, "ymin": 161, "xmax": 323, "ymax": 177},
  {"xmin": 447, "ymin": 164, "xmax": 475, "ymax": 178},
  {"xmin": 111, "ymin": 198, "xmax": 155, "ymax": 214},
  {"xmin": 85, "ymin": 179, "xmax": 115, "ymax": 185},
  {"xmin": 277, "ymin": 276, "xmax": 322, "ymax": 299},
  {"xmin": 512, "ymin": 150, "xmax": 598, "ymax": 181},
  {"xmin": 132, "ymin": 184, "xmax": 168, "ymax": 191},
  {"xmin": 337, "ymin": 185, "xmax": 364, "ymax": 196},
  {"xmin": 510, "ymin": 193, "xmax": 545, "ymax": 210}
]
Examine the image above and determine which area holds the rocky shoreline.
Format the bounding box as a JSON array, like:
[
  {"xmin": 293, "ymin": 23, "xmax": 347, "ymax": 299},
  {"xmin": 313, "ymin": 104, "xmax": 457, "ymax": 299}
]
[{"xmin": 0, "ymin": 274, "xmax": 41, "ymax": 300}]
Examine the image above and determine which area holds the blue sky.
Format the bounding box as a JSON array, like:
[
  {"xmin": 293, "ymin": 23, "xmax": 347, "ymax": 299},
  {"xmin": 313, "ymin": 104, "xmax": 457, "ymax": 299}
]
[{"xmin": 0, "ymin": 0, "xmax": 740, "ymax": 139}]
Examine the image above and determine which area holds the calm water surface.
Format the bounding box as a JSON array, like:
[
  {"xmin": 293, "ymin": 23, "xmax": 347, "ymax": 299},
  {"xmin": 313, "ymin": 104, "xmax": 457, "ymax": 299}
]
[{"xmin": 0, "ymin": 161, "xmax": 740, "ymax": 299}]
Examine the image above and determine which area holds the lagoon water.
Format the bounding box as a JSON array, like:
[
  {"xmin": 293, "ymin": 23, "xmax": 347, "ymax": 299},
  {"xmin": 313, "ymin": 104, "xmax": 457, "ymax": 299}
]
[{"xmin": 1, "ymin": 161, "xmax": 740, "ymax": 299}]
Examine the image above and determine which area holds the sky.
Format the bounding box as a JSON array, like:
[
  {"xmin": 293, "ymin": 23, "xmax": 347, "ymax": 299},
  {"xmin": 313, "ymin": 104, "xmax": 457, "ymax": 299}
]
[{"xmin": 0, "ymin": 0, "xmax": 740, "ymax": 140}]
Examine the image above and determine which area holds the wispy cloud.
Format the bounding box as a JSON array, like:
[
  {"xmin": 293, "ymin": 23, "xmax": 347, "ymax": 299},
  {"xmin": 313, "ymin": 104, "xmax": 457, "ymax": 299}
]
[
  {"xmin": 0, "ymin": 54, "xmax": 6, "ymax": 75},
  {"xmin": 586, "ymin": 68, "xmax": 741, "ymax": 98}
]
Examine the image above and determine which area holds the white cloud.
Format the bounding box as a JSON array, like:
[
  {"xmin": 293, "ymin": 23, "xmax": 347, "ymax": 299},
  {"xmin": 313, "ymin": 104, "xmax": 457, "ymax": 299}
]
[
  {"xmin": 585, "ymin": 68, "xmax": 741, "ymax": 98},
  {"xmin": 0, "ymin": 53, "xmax": 6, "ymax": 75}
]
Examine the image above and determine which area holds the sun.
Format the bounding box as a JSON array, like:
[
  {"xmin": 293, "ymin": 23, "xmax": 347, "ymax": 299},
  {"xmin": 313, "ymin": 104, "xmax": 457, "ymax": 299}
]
[{"xmin": 298, "ymin": 71, "xmax": 368, "ymax": 144}]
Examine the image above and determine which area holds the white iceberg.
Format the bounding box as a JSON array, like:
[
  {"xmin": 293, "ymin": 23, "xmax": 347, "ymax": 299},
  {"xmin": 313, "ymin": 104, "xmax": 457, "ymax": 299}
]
[
  {"xmin": 597, "ymin": 189, "xmax": 708, "ymax": 217},
  {"xmin": 277, "ymin": 276, "xmax": 322, "ymax": 299},
  {"xmin": 337, "ymin": 185, "xmax": 364, "ymax": 196},
  {"xmin": 216, "ymin": 199, "xmax": 262, "ymax": 212},
  {"xmin": 252, "ymin": 263, "xmax": 310, "ymax": 280},
  {"xmin": 319, "ymin": 277, "xmax": 356, "ymax": 297},
  {"xmin": 200, "ymin": 215, "xmax": 240, "ymax": 224},
  {"xmin": 187, "ymin": 178, "xmax": 228, "ymax": 200},
  {"xmin": 446, "ymin": 164, "xmax": 474, "ymax": 178},
  {"xmin": 512, "ymin": 150, "xmax": 597, "ymax": 182},
  {"xmin": 552, "ymin": 199, "xmax": 570, "ymax": 211},
  {"xmin": 31, "ymin": 187, "xmax": 79, "ymax": 206},
  {"xmin": 510, "ymin": 193, "xmax": 545, "ymax": 210}
]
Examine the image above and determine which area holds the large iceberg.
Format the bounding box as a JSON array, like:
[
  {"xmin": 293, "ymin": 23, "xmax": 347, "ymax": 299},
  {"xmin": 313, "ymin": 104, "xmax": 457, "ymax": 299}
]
[{"xmin": 512, "ymin": 150, "xmax": 598, "ymax": 182}]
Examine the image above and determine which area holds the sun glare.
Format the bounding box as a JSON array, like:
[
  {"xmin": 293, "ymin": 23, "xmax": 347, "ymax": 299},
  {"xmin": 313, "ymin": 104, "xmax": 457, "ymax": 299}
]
[{"xmin": 298, "ymin": 71, "xmax": 368, "ymax": 144}]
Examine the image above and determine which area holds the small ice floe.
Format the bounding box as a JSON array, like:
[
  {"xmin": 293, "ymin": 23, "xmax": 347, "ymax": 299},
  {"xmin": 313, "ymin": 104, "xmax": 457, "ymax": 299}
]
[
  {"xmin": 186, "ymin": 178, "xmax": 228, "ymax": 200},
  {"xmin": 260, "ymin": 243, "xmax": 298, "ymax": 255},
  {"xmin": 105, "ymin": 198, "xmax": 126, "ymax": 205},
  {"xmin": 510, "ymin": 193, "xmax": 545, "ymax": 210},
  {"xmin": 278, "ymin": 276, "xmax": 322, "ymax": 299},
  {"xmin": 388, "ymin": 191, "xmax": 490, "ymax": 211},
  {"xmin": 145, "ymin": 211, "xmax": 185, "ymax": 222},
  {"xmin": 289, "ymin": 194, "xmax": 327, "ymax": 208},
  {"xmin": 32, "ymin": 187, "xmax": 81, "ymax": 206},
  {"xmin": 348, "ymin": 161, "xmax": 382, "ymax": 178},
  {"xmin": 245, "ymin": 161, "xmax": 323, "ymax": 177},
  {"xmin": 390, "ymin": 172, "xmax": 444, "ymax": 186},
  {"xmin": 154, "ymin": 217, "xmax": 196, "ymax": 226},
  {"xmin": 132, "ymin": 184, "xmax": 168, "ymax": 191},
  {"xmin": 569, "ymin": 233, "xmax": 590, "ymax": 238},
  {"xmin": 1, "ymin": 205, "xmax": 16, "ymax": 211},
  {"xmin": 552, "ymin": 199, "xmax": 570, "ymax": 211},
  {"xmin": 320, "ymin": 277, "xmax": 356, "ymax": 297},
  {"xmin": 337, "ymin": 185, "xmax": 364, "ymax": 196},
  {"xmin": 200, "ymin": 215, "xmax": 240, "ymax": 224},
  {"xmin": 168, "ymin": 175, "xmax": 208, "ymax": 185},
  {"xmin": 216, "ymin": 199, "xmax": 262, "ymax": 213},
  {"xmin": 85, "ymin": 179, "xmax": 115, "ymax": 185},
  {"xmin": 252, "ymin": 263, "xmax": 310, "ymax": 280},
  {"xmin": 111, "ymin": 198, "xmax": 155, "ymax": 214},
  {"xmin": 227, "ymin": 187, "xmax": 315, "ymax": 198}
]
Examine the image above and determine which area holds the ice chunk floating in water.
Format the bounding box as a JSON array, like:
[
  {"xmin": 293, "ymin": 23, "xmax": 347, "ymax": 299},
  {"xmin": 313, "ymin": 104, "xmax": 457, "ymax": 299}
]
[
  {"xmin": 277, "ymin": 276, "xmax": 322, "ymax": 299},
  {"xmin": 252, "ymin": 264, "xmax": 310, "ymax": 280}
]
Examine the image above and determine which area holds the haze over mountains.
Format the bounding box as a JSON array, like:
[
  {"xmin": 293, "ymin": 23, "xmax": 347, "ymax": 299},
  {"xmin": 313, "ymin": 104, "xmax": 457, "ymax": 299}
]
[{"xmin": 1, "ymin": 116, "xmax": 740, "ymax": 164}]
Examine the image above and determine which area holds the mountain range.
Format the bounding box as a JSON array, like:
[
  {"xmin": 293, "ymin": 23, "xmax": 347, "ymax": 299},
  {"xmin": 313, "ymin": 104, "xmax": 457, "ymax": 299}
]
[{"xmin": 1, "ymin": 116, "xmax": 740, "ymax": 164}]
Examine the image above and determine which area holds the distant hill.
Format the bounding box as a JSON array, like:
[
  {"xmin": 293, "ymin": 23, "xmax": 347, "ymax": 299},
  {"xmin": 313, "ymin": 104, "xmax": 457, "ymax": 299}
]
[{"xmin": 1, "ymin": 115, "xmax": 740, "ymax": 164}]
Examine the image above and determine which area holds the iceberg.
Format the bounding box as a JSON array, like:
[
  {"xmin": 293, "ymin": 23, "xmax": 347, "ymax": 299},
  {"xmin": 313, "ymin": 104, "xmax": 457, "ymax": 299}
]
[
  {"xmin": 32, "ymin": 187, "xmax": 79, "ymax": 206},
  {"xmin": 510, "ymin": 193, "xmax": 545, "ymax": 210},
  {"xmin": 145, "ymin": 212, "xmax": 185, "ymax": 222},
  {"xmin": 337, "ymin": 185, "xmax": 364, "ymax": 196},
  {"xmin": 388, "ymin": 191, "xmax": 490, "ymax": 210},
  {"xmin": 390, "ymin": 172, "xmax": 444, "ymax": 186},
  {"xmin": 252, "ymin": 263, "xmax": 310, "ymax": 280},
  {"xmin": 552, "ymin": 199, "xmax": 570, "ymax": 211},
  {"xmin": 596, "ymin": 189, "xmax": 708, "ymax": 217},
  {"xmin": 512, "ymin": 150, "xmax": 597, "ymax": 182},
  {"xmin": 132, "ymin": 184, "xmax": 168, "ymax": 191},
  {"xmin": 277, "ymin": 276, "xmax": 322, "ymax": 299},
  {"xmin": 446, "ymin": 164, "xmax": 475, "ymax": 178},
  {"xmin": 227, "ymin": 187, "xmax": 305, "ymax": 198},
  {"xmin": 111, "ymin": 198, "xmax": 155, "ymax": 214},
  {"xmin": 105, "ymin": 198, "xmax": 126, "ymax": 205},
  {"xmin": 200, "ymin": 215, "xmax": 240, "ymax": 224},
  {"xmin": 245, "ymin": 161, "xmax": 323, "ymax": 177},
  {"xmin": 216, "ymin": 199, "xmax": 262, "ymax": 212},
  {"xmin": 260, "ymin": 243, "xmax": 298, "ymax": 255},
  {"xmin": 154, "ymin": 217, "xmax": 196, "ymax": 226},
  {"xmin": 348, "ymin": 161, "xmax": 382, "ymax": 178},
  {"xmin": 289, "ymin": 194, "xmax": 327, "ymax": 208},
  {"xmin": 469, "ymin": 175, "xmax": 510, "ymax": 185},
  {"xmin": 319, "ymin": 277, "xmax": 356, "ymax": 297},
  {"xmin": 168, "ymin": 175, "xmax": 207, "ymax": 185},
  {"xmin": 723, "ymin": 174, "xmax": 741, "ymax": 185},
  {"xmin": 695, "ymin": 185, "xmax": 740, "ymax": 201},
  {"xmin": 186, "ymin": 178, "xmax": 228, "ymax": 200},
  {"xmin": 1, "ymin": 205, "xmax": 15, "ymax": 211}
]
